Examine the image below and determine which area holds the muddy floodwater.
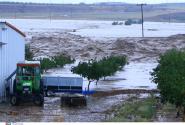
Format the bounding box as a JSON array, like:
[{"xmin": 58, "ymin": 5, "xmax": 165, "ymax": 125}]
[
  {"xmin": 0, "ymin": 61, "xmax": 158, "ymax": 122},
  {"xmin": 0, "ymin": 94, "xmax": 137, "ymax": 122}
]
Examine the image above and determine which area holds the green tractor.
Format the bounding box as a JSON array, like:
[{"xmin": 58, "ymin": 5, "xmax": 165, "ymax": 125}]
[{"xmin": 10, "ymin": 61, "xmax": 44, "ymax": 106}]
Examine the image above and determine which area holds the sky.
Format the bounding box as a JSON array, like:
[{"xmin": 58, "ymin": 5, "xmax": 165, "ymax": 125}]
[{"xmin": 0, "ymin": 0, "xmax": 185, "ymax": 4}]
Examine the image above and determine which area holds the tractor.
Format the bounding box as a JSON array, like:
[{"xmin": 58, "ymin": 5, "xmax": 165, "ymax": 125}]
[{"xmin": 10, "ymin": 61, "xmax": 44, "ymax": 106}]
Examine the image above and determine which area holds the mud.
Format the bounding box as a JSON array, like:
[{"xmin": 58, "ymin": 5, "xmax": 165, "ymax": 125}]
[{"xmin": 0, "ymin": 93, "xmax": 138, "ymax": 122}]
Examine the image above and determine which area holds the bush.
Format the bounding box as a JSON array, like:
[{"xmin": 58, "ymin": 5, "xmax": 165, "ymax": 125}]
[
  {"xmin": 40, "ymin": 54, "xmax": 75, "ymax": 73},
  {"xmin": 151, "ymin": 49, "xmax": 185, "ymax": 119}
]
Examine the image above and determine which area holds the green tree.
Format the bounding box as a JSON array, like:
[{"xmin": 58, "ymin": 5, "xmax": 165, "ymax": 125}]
[
  {"xmin": 71, "ymin": 61, "xmax": 92, "ymax": 91},
  {"xmin": 25, "ymin": 44, "xmax": 33, "ymax": 61},
  {"xmin": 100, "ymin": 56, "xmax": 127, "ymax": 80},
  {"xmin": 71, "ymin": 56, "xmax": 127, "ymax": 91},
  {"xmin": 40, "ymin": 58, "xmax": 55, "ymax": 73},
  {"xmin": 151, "ymin": 49, "xmax": 185, "ymax": 120},
  {"xmin": 40, "ymin": 54, "xmax": 75, "ymax": 73},
  {"xmin": 52, "ymin": 54, "xmax": 75, "ymax": 67}
]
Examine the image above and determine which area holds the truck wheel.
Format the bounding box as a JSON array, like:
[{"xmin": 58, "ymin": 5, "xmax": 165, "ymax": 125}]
[
  {"xmin": 40, "ymin": 79, "xmax": 44, "ymax": 95},
  {"xmin": 10, "ymin": 95, "xmax": 19, "ymax": 106},
  {"xmin": 34, "ymin": 94, "xmax": 44, "ymax": 106},
  {"xmin": 44, "ymin": 90, "xmax": 48, "ymax": 97}
]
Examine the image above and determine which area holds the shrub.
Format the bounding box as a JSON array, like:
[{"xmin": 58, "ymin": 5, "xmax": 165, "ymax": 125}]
[{"xmin": 40, "ymin": 54, "xmax": 75, "ymax": 73}]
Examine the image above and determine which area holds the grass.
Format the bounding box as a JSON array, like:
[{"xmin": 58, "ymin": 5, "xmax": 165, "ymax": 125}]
[{"xmin": 109, "ymin": 95, "xmax": 157, "ymax": 122}]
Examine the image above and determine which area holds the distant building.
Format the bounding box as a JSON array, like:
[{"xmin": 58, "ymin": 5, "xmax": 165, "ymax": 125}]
[{"xmin": 0, "ymin": 22, "xmax": 25, "ymax": 101}]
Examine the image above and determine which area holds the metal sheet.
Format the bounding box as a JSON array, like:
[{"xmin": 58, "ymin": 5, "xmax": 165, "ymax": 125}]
[
  {"xmin": 43, "ymin": 76, "xmax": 83, "ymax": 87},
  {"xmin": 0, "ymin": 23, "xmax": 25, "ymax": 101}
]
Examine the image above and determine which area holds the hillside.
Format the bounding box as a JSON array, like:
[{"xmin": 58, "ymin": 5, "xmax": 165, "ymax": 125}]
[{"xmin": 0, "ymin": 2, "xmax": 185, "ymax": 22}]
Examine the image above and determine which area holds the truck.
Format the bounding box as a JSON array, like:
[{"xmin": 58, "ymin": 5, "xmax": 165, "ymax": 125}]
[
  {"xmin": 42, "ymin": 76, "xmax": 86, "ymax": 106},
  {"xmin": 42, "ymin": 76, "xmax": 83, "ymax": 95},
  {"xmin": 8, "ymin": 61, "xmax": 44, "ymax": 106}
]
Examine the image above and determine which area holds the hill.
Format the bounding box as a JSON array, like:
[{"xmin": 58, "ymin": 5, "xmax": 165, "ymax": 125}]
[{"xmin": 0, "ymin": 2, "xmax": 185, "ymax": 22}]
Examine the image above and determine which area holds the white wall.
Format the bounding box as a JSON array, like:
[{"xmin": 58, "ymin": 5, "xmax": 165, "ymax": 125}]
[{"xmin": 0, "ymin": 23, "xmax": 25, "ymax": 101}]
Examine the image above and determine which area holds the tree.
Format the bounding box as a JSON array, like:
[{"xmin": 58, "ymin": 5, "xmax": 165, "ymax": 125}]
[
  {"xmin": 52, "ymin": 54, "xmax": 75, "ymax": 67},
  {"xmin": 71, "ymin": 56, "xmax": 127, "ymax": 91},
  {"xmin": 40, "ymin": 58, "xmax": 55, "ymax": 73},
  {"xmin": 71, "ymin": 61, "xmax": 93, "ymax": 91},
  {"xmin": 40, "ymin": 54, "xmax": 75, "ymax": 73},
  {"xmin": 151, "ymin": 49, "xmax": 185, "ymax": 120},
  {"xmin": 25, "ymin": 44, "xmax": 33, "ymax": 61}
]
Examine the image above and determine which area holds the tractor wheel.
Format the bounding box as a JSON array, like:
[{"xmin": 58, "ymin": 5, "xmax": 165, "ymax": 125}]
[
  {"xmin": 34, "ymin": 94, "xmax": 44, "ymax": 106},
  {"xmin": 10, "ymin": 95, "xmax": 19, "ymax": 106},
  {"xmin": 10, "ymin": 80, "xmax": 19, "ymax": 106}
]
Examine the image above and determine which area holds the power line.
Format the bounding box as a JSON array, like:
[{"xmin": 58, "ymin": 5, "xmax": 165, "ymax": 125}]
[{"xmin": 137, "ymin": 3, "xmax": 147, "ymax": 37}]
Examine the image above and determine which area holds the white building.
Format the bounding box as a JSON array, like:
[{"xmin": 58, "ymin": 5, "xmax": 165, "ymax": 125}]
[{"xmin": 0, "ymin": 22, "xmax": 25, "ymax": 101}]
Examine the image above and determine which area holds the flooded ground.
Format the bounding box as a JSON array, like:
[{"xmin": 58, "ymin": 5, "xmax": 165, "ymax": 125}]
[
  {"xmin": 1, "ymin": 19, "xmax": 184, "ymax": 122},
  {"xmin": 3, "ymin": 19, "xmax": 185, "ymax": 38},
  {"xmin": 45, "ymin": 61, "xmax": 157, "ymax": 91},
  {"xmin": 0, "ymin": 93, "xmax": 145, "ymax": 122}
]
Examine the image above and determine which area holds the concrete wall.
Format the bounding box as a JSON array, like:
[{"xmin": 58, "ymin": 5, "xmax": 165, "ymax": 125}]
[{"xmin": 0, "ymin": 22, "xmax": 25, "ymax": 101}]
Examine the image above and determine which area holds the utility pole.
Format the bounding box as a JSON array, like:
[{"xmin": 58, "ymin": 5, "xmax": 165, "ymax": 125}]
[
  {"xmin": 137, "ymin": 4, "xmax": 147, "ymax": 37},
  {"xmin": 48, "ymin": 0, "xmax": 52, "ymax": 22}
]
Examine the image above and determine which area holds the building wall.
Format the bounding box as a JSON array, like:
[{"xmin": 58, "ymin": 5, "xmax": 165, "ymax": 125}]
[{"xmin": 0, "ymin": 23, "xmax": 25, "ymax": 100}]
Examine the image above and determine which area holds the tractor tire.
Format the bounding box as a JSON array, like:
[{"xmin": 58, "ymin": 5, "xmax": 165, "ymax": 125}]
[
  {"xmin": 10, "ymin": 94, "xmax": 19, "ymax": 106},
  {"xmin": 34, "ymin": 94, "xmax": 44, "ymax": 106},
  {"xmin": 10, "ymin": 80, "xmax": 19, "ymax": 106},
  {"xmin": 13, "ymin": 79, "xmax": 16, "ymax": 93}
]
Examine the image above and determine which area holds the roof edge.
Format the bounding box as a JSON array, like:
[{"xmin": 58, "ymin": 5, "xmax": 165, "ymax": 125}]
[{"xmin": 2, "ymin": 22, "xmax": 26, "ymax": 37}]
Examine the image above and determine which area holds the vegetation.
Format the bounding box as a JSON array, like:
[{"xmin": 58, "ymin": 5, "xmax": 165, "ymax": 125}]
[
  {"xmin": 151, "ymin": 49, "xmax": 185, "ymax": 120},
  {"xmin": 71, "ymin": 56, "xmax": 127, "ymax": 91},
  {"xmin": 109, "ymin": 95, "xmax": 157, "ymax": 122},
  {"xmin": 25, "ymin": 44, "xmax": 33, "ymax": 61},
  {"xmin": 25, "ymin": 45, "xmax": 74, "ymax": 72},
  {"xmin": 40, "ymin": 54, "xmax": 75, "ymax": 73}
]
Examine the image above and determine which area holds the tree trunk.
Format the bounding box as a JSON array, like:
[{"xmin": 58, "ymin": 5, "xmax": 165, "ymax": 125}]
[
  {"xmin": 87, "ymin": 81, "xmax": 91, "ymax": 92},
  {"xmin": 176, "ymin": 106, "xmax": 180, "ymax": 118},
  {"xmin": 96, "ymin": 80, "xmax": 99, "ymax": 85},
  {"xmin": 183, "ymin": 107, "xmax": 185, "ymax": 121}
]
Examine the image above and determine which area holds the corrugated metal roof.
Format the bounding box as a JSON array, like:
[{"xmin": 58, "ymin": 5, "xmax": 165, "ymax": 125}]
[{"xmin": 0, "ymin": 22, "xmax": 26, "ymax": 37}]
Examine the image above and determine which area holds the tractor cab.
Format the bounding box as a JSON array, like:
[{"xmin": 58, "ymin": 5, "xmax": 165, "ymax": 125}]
[
  {"xmin": 10, "ymin": 61, "xmax": 44, "ymax": 106},
  {"xmin": 16, "ymin": 61, "xmax": 41, "ymax": 94}
]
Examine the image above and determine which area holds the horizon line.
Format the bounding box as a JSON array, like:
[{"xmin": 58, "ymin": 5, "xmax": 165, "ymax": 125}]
[{"xmin": 0, "ymin": 1, "xmax": 184, "ymax": 5}]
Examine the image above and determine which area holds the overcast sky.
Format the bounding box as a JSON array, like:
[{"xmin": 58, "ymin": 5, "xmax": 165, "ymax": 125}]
[{"xmin": 0, "ymin": 0, "xmax": 185, "ymax": 4}]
